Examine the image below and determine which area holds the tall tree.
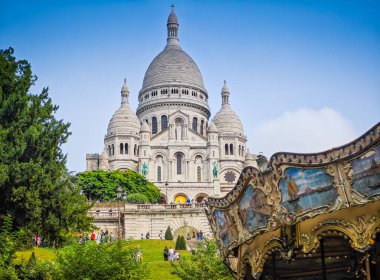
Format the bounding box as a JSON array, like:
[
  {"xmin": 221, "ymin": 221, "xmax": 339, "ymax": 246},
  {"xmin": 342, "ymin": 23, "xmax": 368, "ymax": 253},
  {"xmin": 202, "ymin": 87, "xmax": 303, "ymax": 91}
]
[{"xmin": 0, "ymin": 48, "xmax": 92, "ymax": 246}]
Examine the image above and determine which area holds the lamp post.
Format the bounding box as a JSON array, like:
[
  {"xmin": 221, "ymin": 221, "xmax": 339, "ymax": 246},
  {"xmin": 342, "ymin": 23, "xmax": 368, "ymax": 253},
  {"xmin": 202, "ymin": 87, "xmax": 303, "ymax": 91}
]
[
  {"xmin": 122, "ymin": 190, "xmax": 127, "ymax": 239},
  {"xmin": 115, "ymin": 186, "xmax": 123, "ymax": 241},
  {"xmin": 165, "ymin": 181, "xmax": 169, "ymax": 204}
]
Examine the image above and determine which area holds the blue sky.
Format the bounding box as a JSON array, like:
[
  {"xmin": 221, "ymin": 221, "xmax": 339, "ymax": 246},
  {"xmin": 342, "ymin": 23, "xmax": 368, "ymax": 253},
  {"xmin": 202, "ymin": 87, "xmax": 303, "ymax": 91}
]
[{"xmin": 1, "ymin": 0, "xmax": 379, "ymax": 172}]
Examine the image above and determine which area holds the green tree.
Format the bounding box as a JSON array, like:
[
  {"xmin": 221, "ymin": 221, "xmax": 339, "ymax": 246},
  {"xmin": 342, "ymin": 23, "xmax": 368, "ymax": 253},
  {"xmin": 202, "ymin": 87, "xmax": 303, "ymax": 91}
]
[
  {"xmin": 175, "ymin": 236, "xmax": 187, "ymax": 250},
  {"xmin": 171, "ymin": 239, "xmax": 233, "ymax": 280},
  {"xmin": 0, "ymin": 215, "xmax": 18, "ymax": 280},
  {"xmin": 165, "ymin": 226, "xmax": 173, "ymax": 240},
  {"xmin": 0, "ymin": 48, "xmax": 92, "ymax": 246},
  {"xmin": 76, "ymin": 170, "xmax": 160, "ymax": 203}
]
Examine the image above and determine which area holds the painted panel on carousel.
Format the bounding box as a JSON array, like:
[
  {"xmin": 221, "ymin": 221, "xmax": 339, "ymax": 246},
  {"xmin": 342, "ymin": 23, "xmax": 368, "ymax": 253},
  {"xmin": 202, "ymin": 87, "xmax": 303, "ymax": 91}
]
[
  {"xmin": 214, "ymin": 209, "xmax": 236, "ymax": 248},
  {"xmin": 280, "ymin": 168, "xmax": 337, "ymax": 215},
  {"xmin": 351, "ymin": 144, "xmax": 380, "ymax": 198},
  {"xmin": 238, "ymin": 185, "xmax": 271, "ymax": 232}
]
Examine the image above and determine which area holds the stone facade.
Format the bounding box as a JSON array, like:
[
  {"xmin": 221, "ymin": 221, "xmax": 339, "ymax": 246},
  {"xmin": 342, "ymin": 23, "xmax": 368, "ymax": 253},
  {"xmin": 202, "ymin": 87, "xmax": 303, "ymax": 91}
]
[{"xmin": 86, "ymin": 9, "xmax": 258, "ymax": 203}]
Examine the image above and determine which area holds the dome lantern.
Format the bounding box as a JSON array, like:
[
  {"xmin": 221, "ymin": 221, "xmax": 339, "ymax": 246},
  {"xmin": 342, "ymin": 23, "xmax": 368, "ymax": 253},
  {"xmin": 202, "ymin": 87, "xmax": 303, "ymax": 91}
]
[
  {"xmin": 121, "ymin": 78, "xmax": 129, "ymax": 105},
  {"xmin": 221, "ymin": 79, "xmax": 230, "ymax": 107},
  {"xmin": 167, "ymin": 4, "xmax": 179, "ymax": 46}
]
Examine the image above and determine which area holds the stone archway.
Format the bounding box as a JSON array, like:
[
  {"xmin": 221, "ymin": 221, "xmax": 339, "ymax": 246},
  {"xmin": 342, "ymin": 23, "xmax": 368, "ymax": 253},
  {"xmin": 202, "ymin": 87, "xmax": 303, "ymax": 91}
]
[
  {"xmin": 174, "ymin": 193, "xmax": 188, "ymax": 204},
  {"xmin": 157, "ymin": 193, "xmax": 167, "ymax": 204},
  {"xmin": 173, "ymin": 225, "xmax": 198, "ymax": 240},
  {"xmin": 195, "ymin": 193, "xmax": 208, "ymax": 203}
]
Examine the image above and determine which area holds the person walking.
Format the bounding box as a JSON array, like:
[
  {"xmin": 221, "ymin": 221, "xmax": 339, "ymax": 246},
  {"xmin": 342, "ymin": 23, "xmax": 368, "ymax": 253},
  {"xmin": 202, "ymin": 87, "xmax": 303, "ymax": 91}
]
[
  {"xmin": 163, "ymin": 246, "xmax": 169, "ymax": 261},
  {"xmin": 169, "ymin": 247, "xmax": 174, "ymax": 261}
]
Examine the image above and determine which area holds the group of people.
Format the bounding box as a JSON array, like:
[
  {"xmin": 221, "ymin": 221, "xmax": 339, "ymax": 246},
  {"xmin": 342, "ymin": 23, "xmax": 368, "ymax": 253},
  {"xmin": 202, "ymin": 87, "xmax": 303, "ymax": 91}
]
[
  {"xmin": 163, "ymin": 246, "xmax": 180, "ymax": 261},
  {"xmin": 141, "ymin": 232, "xmax": 150, "ymax": 239},
  {"xmin": 82, "ymin": 229, "xmax": 110, "ymax": 244}
]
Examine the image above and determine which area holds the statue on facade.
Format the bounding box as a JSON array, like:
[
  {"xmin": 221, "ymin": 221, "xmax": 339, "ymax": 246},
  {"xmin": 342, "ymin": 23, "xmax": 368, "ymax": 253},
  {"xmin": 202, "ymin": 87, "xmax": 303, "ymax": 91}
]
[
  {"xmin": 175, "ymin": 123, "xmax": 182, "ymax": 140},
  {"xmin": 213, "ymin": 161, "xmax": 219, "ymax": 178},
  {"xmin": 142, "ymin": 162, "xmax": 148, "ymax": 176}
]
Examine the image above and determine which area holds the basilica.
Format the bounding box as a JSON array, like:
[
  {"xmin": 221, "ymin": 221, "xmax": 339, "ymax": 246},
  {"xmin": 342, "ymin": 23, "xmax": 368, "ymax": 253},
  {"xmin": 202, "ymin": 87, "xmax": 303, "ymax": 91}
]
[{"xmin": 86, "ymin": 8, "xmax": 258, "ymax": 204}]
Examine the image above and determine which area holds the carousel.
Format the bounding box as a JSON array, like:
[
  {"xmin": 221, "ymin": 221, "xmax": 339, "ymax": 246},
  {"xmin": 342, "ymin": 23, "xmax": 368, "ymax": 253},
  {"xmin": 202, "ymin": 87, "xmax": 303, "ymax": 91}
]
[{"xmin": 206, "ymin": 122, "xmax": 380, "ymax": 279}]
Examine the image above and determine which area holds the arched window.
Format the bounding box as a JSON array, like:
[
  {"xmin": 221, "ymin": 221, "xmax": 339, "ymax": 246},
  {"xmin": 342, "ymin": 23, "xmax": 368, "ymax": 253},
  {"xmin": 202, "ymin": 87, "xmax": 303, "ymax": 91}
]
[
  {"xmin": 230, "ymin": 144, "xmax": 234, "ymax": 155},
  {"xmin": 225, "ymin": 144, "xmax": 229, "ymax": 155},
  {"xmin": 197, "ymin": 166, "xmax": 201, "ymax": 182},
  {"xmin": 161, "ymin": 115, "xmax": 168, "ymax": 131},
  {"xmin": 108, "ymin": 145, "xmax": 111, "ymax": 156},
  {"xmin": 242, "ymin": 146, "xmax": 244, "ymax": 156},
  {"xmin": 125, "ymin": 143, "xmax": 129, "ymax": 154},
  {"xmin": 200, "ymin": 120, "xmax": 204, "ymax": 135},
  {"xmin": 120, "ymin": 143, "xmax": 124, "ymax": 154},
  {"xmin": 134, "ymin": 144, "xmax": 137, "ymax": 156},
  {"xmin": 213, "ymin": 151, "xmax": 215, "ymax": 157},
  {"xmin": 192, "ymin": 117, "xmax": 198, "ymax": 132},
  {"xmin": 176, "ymin": 153, "xmax": 183, "ymax": 175},
  {"xmin": 152, "ymin": 117, "xmax": 158, "ymax": 134},
  {"xmin": 157, "ymin": 166, "xmax": 162, "ymax": 182},
  {"xmin": 112, "ymin": 144, "xmax": 115, "ymax": 155},
  {"xmin": 238, "ymin": 145, "xmax": 241, "ymax": 156}
]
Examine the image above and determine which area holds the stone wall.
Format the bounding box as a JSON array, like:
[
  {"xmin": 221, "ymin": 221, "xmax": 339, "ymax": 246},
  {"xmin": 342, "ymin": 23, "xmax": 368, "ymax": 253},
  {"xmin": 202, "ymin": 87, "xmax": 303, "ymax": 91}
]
[{"xmin": 90, "ymin": 203, "xmax": 212, "ymax": 240}]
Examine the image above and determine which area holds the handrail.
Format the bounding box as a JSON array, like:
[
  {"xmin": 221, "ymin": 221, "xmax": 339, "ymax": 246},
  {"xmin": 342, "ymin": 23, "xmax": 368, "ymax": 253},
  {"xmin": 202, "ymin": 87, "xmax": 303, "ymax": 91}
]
[{"xmin": 89, "ymin": 203, "xmax": 207, "ymax": 217}]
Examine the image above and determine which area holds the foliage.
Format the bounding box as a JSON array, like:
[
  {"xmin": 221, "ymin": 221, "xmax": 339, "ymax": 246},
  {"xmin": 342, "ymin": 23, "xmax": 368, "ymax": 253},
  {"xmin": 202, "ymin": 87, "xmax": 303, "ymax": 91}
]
[
  {"xmin": 0, "ymin": 215, "xmax": 18, "ymax": 279},
  {"xmin": 171, "ymin": 239, "xmax": 233, "ymax": 280},
  {"xmin": 126, "ymin": 193, "xmax": 150, "ymax": 204},
  {"xmin": 15, "ymin": 253, "xmax": 62, "ymax": 280},
  {"xmin": 77, "ymin": 170, "xmax": 160, "ymax": 203},
  {"xmin": 175, "ymin": 236, "xmax": 186, "ymax": 250},
  {"xmin": 165, "ymin": 226, "xmax": 173, "ymax": 240},
  {"xmin": 0, "ymin": 48, "xmax": 93, "ymax": 246},
  {"xmin": 57, "ymin": 241, "xmax": 149, "ymax": 280}
]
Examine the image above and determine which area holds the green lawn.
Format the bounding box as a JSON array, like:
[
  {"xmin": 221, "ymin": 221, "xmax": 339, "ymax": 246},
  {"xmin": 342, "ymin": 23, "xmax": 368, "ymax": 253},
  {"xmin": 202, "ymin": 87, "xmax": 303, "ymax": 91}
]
[
  {"xmin": 15, "ymin": 247, "xmax": 57, "ymax": 263},
  {"xmin": 15, "ymin": 240, "xmax": 190, "ymax": 280},
  {"xmin": 125, "ymin": 240, "xmax": 191, "ymax": 280}
]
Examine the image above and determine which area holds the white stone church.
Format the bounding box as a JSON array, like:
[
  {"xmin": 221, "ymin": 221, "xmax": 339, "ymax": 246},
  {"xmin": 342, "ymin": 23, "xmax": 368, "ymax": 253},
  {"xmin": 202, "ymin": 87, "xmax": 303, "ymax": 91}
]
[{"xmin": 86, "ymin": 8, "xmax": 258, "ymax": 204}]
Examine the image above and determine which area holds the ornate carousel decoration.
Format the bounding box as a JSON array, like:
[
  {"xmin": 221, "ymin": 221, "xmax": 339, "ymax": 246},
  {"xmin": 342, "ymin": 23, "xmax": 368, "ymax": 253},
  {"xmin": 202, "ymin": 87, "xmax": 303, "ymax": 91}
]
[{"xmin": 206, "ymin": 122, "xmax": 380, "ymax": 279}]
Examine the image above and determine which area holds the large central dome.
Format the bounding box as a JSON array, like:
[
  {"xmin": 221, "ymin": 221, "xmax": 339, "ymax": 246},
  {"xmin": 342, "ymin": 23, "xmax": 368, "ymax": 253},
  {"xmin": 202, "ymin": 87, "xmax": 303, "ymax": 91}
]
[
  {"xmin": 140, "ymin": 10, "xmax": 205, "ymax": 92},
  {"xmin": 142, "ymin": 44, "xmax": 205, "ymax": 91}
]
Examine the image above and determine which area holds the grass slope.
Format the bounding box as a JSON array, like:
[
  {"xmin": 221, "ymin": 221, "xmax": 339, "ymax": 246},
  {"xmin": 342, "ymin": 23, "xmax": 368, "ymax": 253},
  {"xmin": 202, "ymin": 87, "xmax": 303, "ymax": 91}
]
[
  {"xmin": 126, "ymin": 240, "xmax": 191, "ymax": 280},
  {"xmin": 15, "ymin": 240, "xmax": 189, "ymax": 280}
]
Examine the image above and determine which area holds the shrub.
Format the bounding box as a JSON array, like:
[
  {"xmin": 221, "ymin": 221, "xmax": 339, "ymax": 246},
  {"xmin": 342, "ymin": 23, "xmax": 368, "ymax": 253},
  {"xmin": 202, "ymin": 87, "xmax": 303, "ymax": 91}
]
[
  {"xmin": 126, "ymin": 193, "xmax": 149, "ymax": 204},
  {"xmin": 57, "ymin": 241, "xmax": 149, "ymax": 280},
  {"xmin": 165, "ymin": 226, "xmax": 173, "ymax": 240},
  {"xmin": 175, "ymin": 236, "xmax": 186, "ymax": 250},
  {"xmin": 171, "ymin": 239, "xmax": 233, "ymax": 280}
]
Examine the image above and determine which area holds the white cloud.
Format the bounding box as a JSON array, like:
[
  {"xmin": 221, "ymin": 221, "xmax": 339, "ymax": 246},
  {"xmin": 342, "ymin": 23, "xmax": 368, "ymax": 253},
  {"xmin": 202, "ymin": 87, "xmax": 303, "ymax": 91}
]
[{"xmin": 251, "ymin": 107, "xmax": 356, "ymax": 157}]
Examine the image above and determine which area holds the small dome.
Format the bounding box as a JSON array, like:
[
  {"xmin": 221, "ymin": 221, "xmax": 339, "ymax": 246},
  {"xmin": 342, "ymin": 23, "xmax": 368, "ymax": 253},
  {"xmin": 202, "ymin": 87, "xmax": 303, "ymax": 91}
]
[
  {"xmin": 167, "ymin": 10, "xmax": 178, "ymax": 25},
  {"xmin": 107, "ymin": 104, "xmax": 140, "ymax": 136},
  {"xmin": 140, "ymin": 121, "xmax": 150, "ymax": 133},
  {"xmin": 121, "ymin": 81, "xmax": 129, "ymax": 93},
  {"xmin": 207, "ymin": 122, "xmax": 218, "ymax": 133},
  {"xmin": 222, "ymin": 80, "xmax": 229, "ymax": 93},
  {"xmin": 213, "ymin": 107, "xmax": 244, "ymax": 136},
  {"xmin": 245, "ymin": 151, "xmax": 255, "ymax": 161},
  {"xmin": 212, "ymin": 81, "xmax": 245, "ymax": 136}
]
